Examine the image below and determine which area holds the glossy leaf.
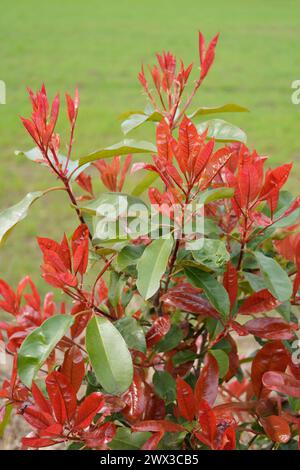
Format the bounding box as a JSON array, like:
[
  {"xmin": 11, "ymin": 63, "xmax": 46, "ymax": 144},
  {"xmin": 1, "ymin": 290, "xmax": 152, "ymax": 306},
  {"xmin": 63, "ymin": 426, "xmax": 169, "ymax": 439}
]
[
  {"xmin": 0, "ymin": 191, "xmax": 43, "ymax": 246},
  {"xmin": 176, "ymin": 377, "xmax": 195, "ymax": 421},
  {"xmin": 115, "ymin": 316, "xmax": 146, "ymax": 354},
  {"xmin": 238, "ymin": 289, "xmax": 279, "ymax": 315},
  {"xmin": 192, "ymin": 239, "xmax": 230, "ymax": 271},
  {"xmin": 262, "ymin": 371, "xmax": 300, "ymax": 398},
  {"xmin": 185, "ymin": 266, "xmax": 230, "ymax": 319},
  {"xmin": 61, "ymin": 346, "xmax": 85, "ymax": 393},
  {"xmin": 196, "ymin": 119, "xmax": 247, "ymax": 143},
  {"xmin": 160, "ymin": 283, "xmax": 218, "ymax": 317},
  {"xmin": 153, "ymin": 371, "xmax": 176, "ymax": 402},
  {"xmin": 189, "ymin": 103, "xmax": 249, "ymax": 119},
  {"xmin": 260, "ymin": 415, "xmax": 291, "ymax": 443},
  {"xmin": 116, "ymin": 244, "xmax": 145, "ymax": 270},
  {"xmin": 210, "ymin": 349, "xmax": 229, "ymax": 378},
  {"xmin": 155, "ymin": 324, "xmax": 183, "ymax": 352},
  {"xmin": 79, "ymin": 140, "xmax": 156, "ymax": 166},
  {"xmin": 16, "ymin": 147, "xmax": 89, "ymax": 180},
  {"xmin": 195, "ymin": 353, "xmax": 219, "ymax": 407},
  {"xmin": 198, "ymin": 187, "xmax": 234, "ymax": 205},
  {"xmin": 132, "ymin": 172, "xmax": 159, "ymax": 196},
  {"xmin": 74, "ymin": 392, "xmax": 104, "ymax": 429},
  {"xmin": 223, "ymin": 262, "xmax": 238, "ymax": 311},
  {"xmin": 136, "ymin": 237, "xmax": 174, "ymax": 300},
  {"xmin": 145, "ymin": 316, "xmax": 171, "ymax": 348},
  {"xmin": 255, "ymin": 252, "xmax": 292, "ymax": 302},
  {"xmin": 18, "ymin": 315, "xmax": 74, "ymax": 387},
  {"xmin": 86, "ymin": 316, "xmax": 133, "ymax": 395},
  {"xmin": 109, "ymin": 427, "xmax": 151, "ymax": 450},
  {"xmin": 251, "ymin": 341, "xmax": 289, "ymax": 397},
  {"xmin": 46, "ymin": 371, "xmax": 77, "ymax": 423},
  {"xmin": 121, "ymin": 111, "xmax": 162, "ymax": 135},
  {"xmin": 244, "ymin": 317, "xmax": 297, "ymax": 340}
]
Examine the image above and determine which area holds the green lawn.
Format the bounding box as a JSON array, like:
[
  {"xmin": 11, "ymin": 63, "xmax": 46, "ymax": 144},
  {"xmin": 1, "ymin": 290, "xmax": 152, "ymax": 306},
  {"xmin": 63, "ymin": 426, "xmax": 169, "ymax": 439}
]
[{"xmin": 0, "ymin": 0, "xmax": 300, "ymax": 291}]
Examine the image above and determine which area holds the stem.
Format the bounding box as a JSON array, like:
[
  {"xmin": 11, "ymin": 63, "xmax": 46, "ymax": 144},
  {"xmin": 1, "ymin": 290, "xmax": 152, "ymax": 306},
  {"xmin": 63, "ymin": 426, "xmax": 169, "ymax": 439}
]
[
  {"xmin": 163, "ymin": 238, "xmax": 180, "ymax": 293},
  {"xmin": 174, "ymin": 78, "xmax": 202, "ymax": 125}
]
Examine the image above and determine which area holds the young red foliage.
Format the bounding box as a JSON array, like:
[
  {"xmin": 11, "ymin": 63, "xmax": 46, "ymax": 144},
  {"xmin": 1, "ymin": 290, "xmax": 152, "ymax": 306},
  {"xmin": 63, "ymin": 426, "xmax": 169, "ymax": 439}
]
[{"xmin": 1, "ymin": 31, "xmax": 300, "ymax": 453}]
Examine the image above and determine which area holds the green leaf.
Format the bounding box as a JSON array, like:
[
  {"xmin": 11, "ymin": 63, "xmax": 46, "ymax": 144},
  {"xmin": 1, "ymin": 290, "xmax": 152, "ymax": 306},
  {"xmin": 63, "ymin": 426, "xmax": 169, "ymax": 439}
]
[
  {"xmin": 18, "ymin": 315, "xmax": 74, "ymax": 387},
  {"xmin": 136, "ymin": 237, "xmax": 174, "ymax": 300},
  {"xmin": 185, "ymin": 266, "xmax": 230, "ymax": 319},
  {"xmin": 0, "ymin": 191, "xmax": 43, "ymax": 246},
  {"xmin": 115, "ymin": 316, "xmax": 146, "ymax": 354},
  {"xmin": 156, "ymin": 324, "xmax": 183, "ymax": 352},
  {"xmin": 192, "ymin": 239, "xmax": 230, "ymax": 271},
  {"xmin": 196, "ymin": 119, "xmax": 247, "ymax": 143},
  {"xmin": 110, "ymin": 428, "xmax": 151, "ymax": 450},
  {"xmin": 79, "ymin": 192, "xmax": 148, "ymax": 217},
  {"xmin": 0, "ymin": 404, "xmax": 12, "ymax": 438},
  {"xmin": 79, "ymin": 192, "xmax": 149, "ymax": 244},
  {"xmin": 117, "ymin": 244, "xmax": 145, "ymax": 270},
  {"xmin": 132, "ymin": 172, "xmax": 159, "ymax": 196},
  {"xmin": 254, "ymin": 252, "xmax": 292, "ymax": 302},
  {"xmin": 198, "ymin": 187, "xmax": 234, "ymax": 204},
  {"xmin": 189, "ymin": 103, "xmax": 249, "ymax": 119},
  {"xmin": 16, "ymin": 147, "xmax": 89, "ymax": 180},
  {"xmin": 121, "ymin": 111, "xmax": 163, "ymax": 135},
  {"xmin": 210, "ymin": 349, "xmax": 229, "ymax": 378},
  {"xmin": 86, "ymin": 316, "xmax": 133, "ymax": 395},
  {"xmin": 153, "ymin": 370, "xmax": 176, "ymax": 402},
  {"xmin": 79, "ymin": 139, "xmax": 156, "ymax": 166},
  {"xmin": 172, "ymin": 350, "xmax": 198, "ymax": 367},
  {"xmin": 244, "ymin": 272, "xmax": 267, "ymax": 292}
]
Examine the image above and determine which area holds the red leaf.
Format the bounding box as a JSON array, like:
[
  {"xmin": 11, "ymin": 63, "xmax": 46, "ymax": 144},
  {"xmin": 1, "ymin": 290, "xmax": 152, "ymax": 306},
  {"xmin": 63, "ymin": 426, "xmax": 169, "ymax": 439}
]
[
  {"xmin": 46, "ymin": 371, "xmax": 77, "ymax": 424},
  {"xmin": 160, "ymin": 283, "xmax": 218, "ymax": 317},
  {"xmin": 244, "ymin": 317, "xmax": 298, "ymax": 340},
  {"xmin": 260, "ymin": 163, "xmax": 293, "ymax": 212},
  {"xmin": 122, "ymin": 370, "xmax": 151, "ymax": 423},
  {"xmin": 176, "ymin": 116, "xmax": 200, "ymax": 175},
  {"xmin": 146, "ymin": 316, "xmax": 171, "ymax": 348},
  {"xmin": 23, "ymin": 406, "xmax": 54, "ymax": 430},
  {"xmin": 196, "ymin": 399, "xmax": 216, "ymax": 445},
  {"xmin": 262, "ymin": 371, "xmax": 300, "ymax": 398},
  {"xmin": 31, "ymin": 382, "xmax": 52, "ymax": 415},
  {"xmin": 156, "ymin": 120, "xmax": 173, "ymax": 162},
  {"xmin": 133, "ymin": 419, "xmax": 185, "ymax": 433},
  {"xmin": 38, "ymin": 235, "xmax": 71, "ymax": 272},
  {"xmin": 76, "ymin": 172, "xmax": 93, "ymax": 195},
  {"xmin": 195, "ymin": 353, "xmax": 219, "ymax": 408},
  {"xmin": 199, "ymin": 33, "xmax": 219, "ymax": 80},
  {"xmin": 176, "ymin": 377, "xmax": 195, "ymax": 421},
  {"xmin": 260, "ymin": 415, "xmax": 291, "ymax": 443},
  {"xmin": 142, "ymin": 431, "xmax": 164, "ymax": 450},
  {"xmin": 61, "ymin": 346, "xmax": 85, "ymax": 393},
  {"xmin": 239, "ymin": 289, "xmax": 279, "ymax": 315},
  {"xmin": 0, "ymin": 279, "xmax": 19, "ymax": 315},
  {"xmin": 200, "ymin": 147, "xmax": 233, "ymax": 189},
  {"xmin": 71, "ymin": 224, "xmax": 89, "ymax": 275},
  {"xmin": 223, "ymin": 262, "xmax": 238, "ymax": 311},
  {"xmin": 22, "ymin": 434, "xmax": 58, "ymax": 449},
  {"xmin": 83, "ymin": 422, "xmax": 116, "ymax": 449},
  {"xmin": 251, "ymin": 341, "xmax": 289, "ymax": 397},
  {"xmin": 74, "ymin": 392, "xmax": 104, "ymax": 429}
]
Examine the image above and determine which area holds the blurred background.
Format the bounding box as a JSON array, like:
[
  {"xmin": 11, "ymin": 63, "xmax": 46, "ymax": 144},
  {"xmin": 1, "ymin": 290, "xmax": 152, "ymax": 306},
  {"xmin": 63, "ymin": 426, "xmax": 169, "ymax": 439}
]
[{"xmin": 0, "ymin": 0, "xmax": 300, "ymax": 293}]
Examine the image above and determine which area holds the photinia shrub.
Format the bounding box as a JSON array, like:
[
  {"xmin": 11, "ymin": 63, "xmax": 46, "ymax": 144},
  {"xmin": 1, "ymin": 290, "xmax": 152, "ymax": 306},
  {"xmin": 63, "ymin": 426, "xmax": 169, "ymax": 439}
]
[{"xmin": 1, "ymin": 32, "xmax": 300, "ymax": 451}]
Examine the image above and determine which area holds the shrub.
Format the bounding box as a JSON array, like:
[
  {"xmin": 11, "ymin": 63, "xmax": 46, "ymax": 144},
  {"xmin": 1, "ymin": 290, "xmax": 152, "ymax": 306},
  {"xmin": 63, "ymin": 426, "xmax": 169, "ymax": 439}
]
[{"xmin": 0, "ymin": 32, "xmax": 300, "ymax": 450}]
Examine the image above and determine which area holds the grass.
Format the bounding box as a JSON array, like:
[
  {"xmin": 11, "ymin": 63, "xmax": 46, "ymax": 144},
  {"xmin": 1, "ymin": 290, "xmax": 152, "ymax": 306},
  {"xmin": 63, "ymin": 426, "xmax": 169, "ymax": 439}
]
[{"xmin": 0, "ymin": 0, "xmax": 300, "ymax": 291}]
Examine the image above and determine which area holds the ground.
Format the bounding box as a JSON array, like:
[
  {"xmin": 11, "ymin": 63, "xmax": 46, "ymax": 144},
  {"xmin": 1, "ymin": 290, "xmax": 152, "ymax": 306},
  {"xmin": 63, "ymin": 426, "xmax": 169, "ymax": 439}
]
[{"xmin": 1, "ymin": 0, "xmax": 300, "ymax": 290}]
